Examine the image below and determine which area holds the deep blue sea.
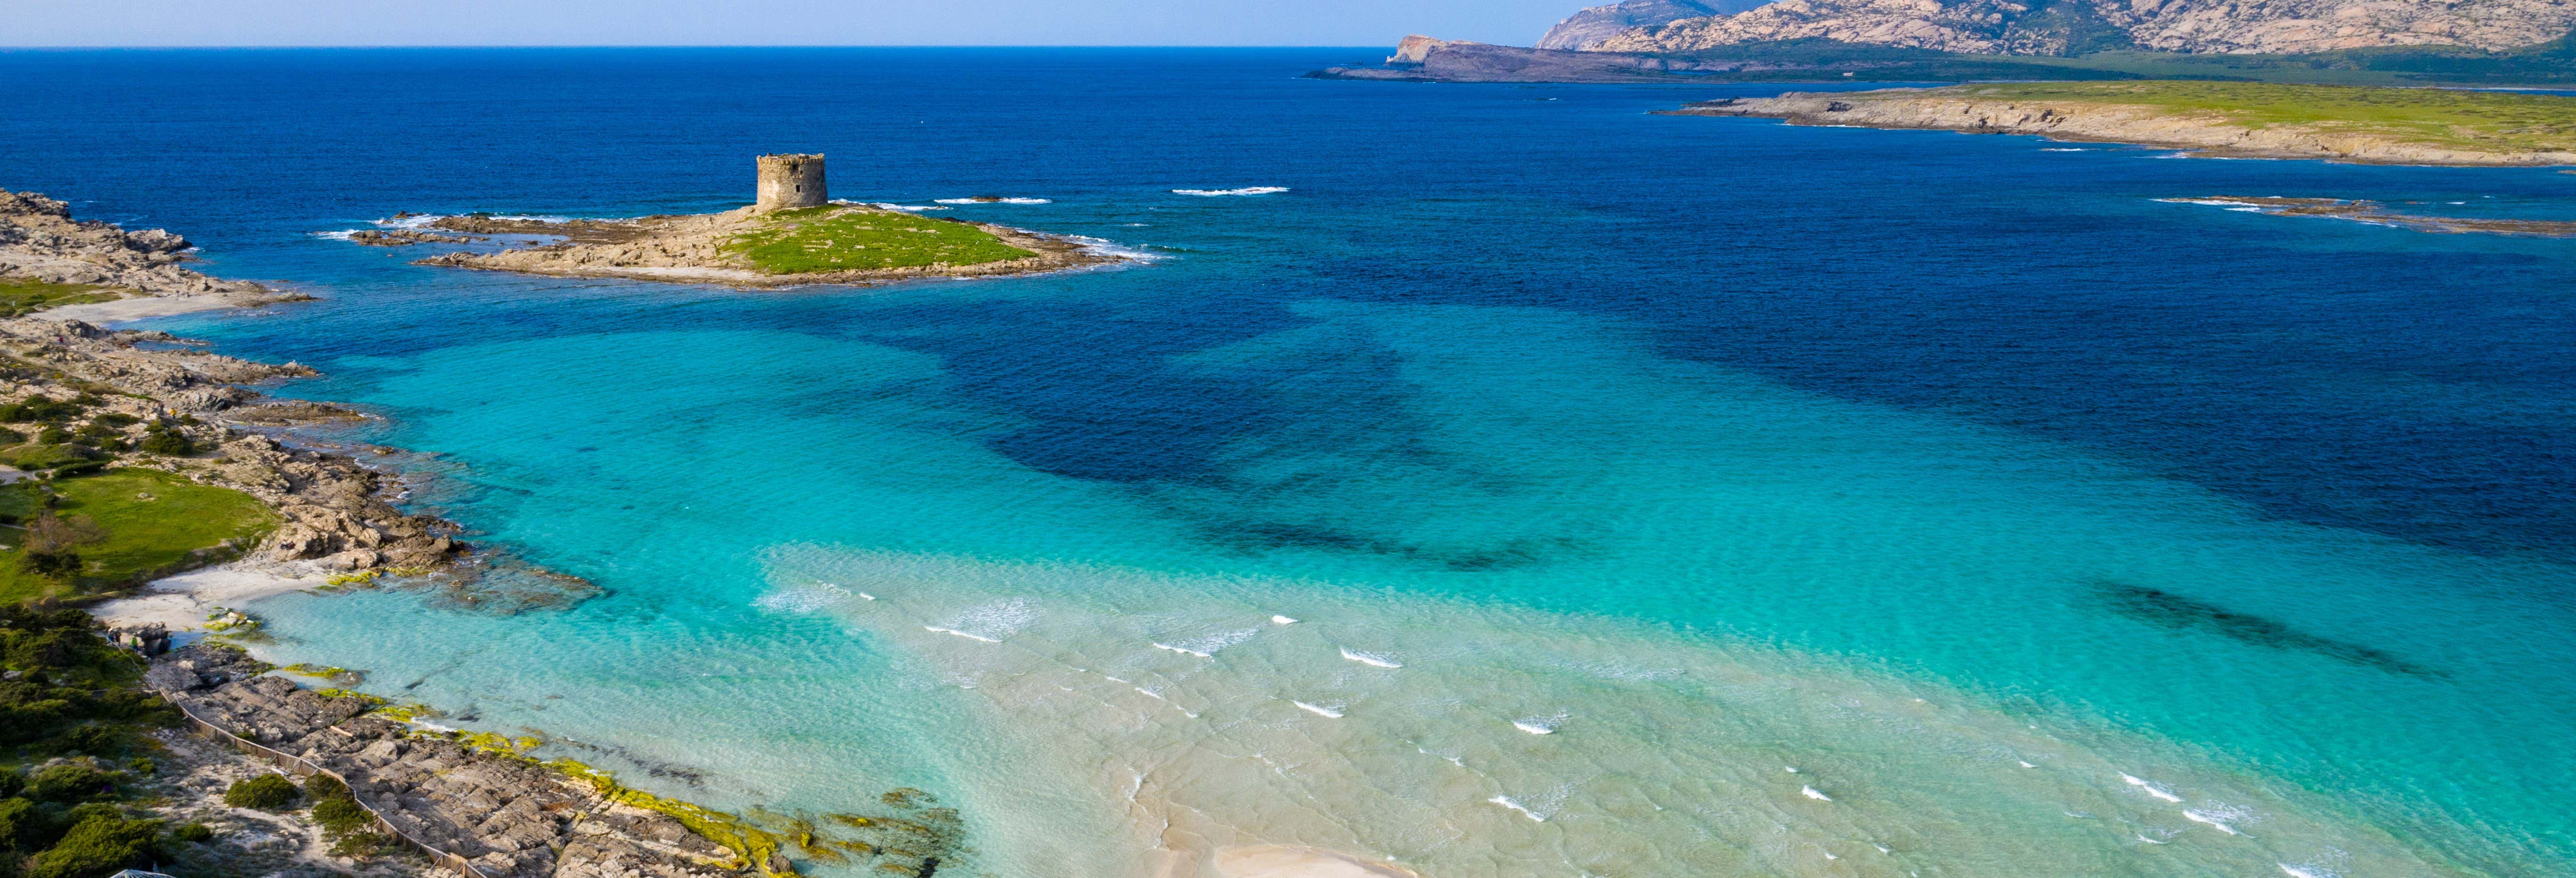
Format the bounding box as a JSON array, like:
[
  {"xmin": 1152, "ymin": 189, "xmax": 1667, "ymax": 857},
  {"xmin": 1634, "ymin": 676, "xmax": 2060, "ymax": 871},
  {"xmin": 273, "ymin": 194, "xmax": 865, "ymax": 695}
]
[{"xmin": 6, "ymin": 48, "xmax": 2575, "ymax": 877}]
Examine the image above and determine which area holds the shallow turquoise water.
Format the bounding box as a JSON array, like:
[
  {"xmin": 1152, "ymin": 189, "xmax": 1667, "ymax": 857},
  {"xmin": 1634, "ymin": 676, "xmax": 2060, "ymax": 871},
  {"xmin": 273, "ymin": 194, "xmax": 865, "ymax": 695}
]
[{"xmin": 7, "ymin": 48, "xmax": 2576, "ymax": 876}]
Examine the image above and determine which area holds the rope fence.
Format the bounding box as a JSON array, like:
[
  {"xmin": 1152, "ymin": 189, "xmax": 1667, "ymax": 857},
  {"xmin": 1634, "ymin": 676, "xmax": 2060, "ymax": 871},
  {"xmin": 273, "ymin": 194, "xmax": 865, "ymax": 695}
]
[{"xmin": 155, "ymin": 688, "xmax": 497, "ymax": 878}]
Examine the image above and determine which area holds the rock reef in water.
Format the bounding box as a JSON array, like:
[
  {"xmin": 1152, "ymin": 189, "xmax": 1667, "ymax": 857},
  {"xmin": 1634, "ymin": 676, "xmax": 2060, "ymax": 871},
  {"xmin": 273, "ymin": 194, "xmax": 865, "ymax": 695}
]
[
  {"xmin": 411, "ymin": 205, "xmax": 1114, "ymax": 288},
  {"xmin": 1668, "ymin": 87, "xmax": 2576, "ymax": 165},
  {"xmin": 2163, "ymin": 196, "xmax": 2576, "ymax": 236}
]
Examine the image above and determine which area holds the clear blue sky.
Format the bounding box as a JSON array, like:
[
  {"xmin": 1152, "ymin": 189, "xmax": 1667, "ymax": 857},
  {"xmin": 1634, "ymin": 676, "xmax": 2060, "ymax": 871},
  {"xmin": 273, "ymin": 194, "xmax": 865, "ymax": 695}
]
[{"xmin": 4, "ymin": 0, "xmax": 1586, "ymax": 47}]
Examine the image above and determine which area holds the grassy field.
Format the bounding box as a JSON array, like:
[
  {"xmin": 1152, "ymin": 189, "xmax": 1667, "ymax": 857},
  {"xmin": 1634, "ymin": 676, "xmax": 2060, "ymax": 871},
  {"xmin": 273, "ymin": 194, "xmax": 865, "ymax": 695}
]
[
  {"xmin": 0, "ymin": 278, "xmax": 123, "ymax": 318},
  {"xmin": 1922, "ymin": 81, "xmax": 2576, "ymax": 154},
  {"xmin": 0, "ymin": 469, "xmax": 275, "ymax": 604},
  {"xmin": 725, "ymin": 206, "xmax": 1035, "ymax": 274}
]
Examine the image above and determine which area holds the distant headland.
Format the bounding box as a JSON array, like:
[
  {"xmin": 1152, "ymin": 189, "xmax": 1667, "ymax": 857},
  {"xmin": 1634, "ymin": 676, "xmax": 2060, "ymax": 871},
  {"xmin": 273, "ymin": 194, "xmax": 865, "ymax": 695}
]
[
  {"xmin": 382, "ymin": 154, "xmax": 1120, "ymax": 287},
  {"xmin": 1666, "ymin": 82, "xmax": 2576, "ymax": 166}
]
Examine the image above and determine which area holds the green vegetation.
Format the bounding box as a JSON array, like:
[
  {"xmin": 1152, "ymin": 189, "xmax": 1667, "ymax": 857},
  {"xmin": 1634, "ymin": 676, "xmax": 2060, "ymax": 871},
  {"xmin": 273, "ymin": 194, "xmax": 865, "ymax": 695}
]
[
  {"xmin": 1618, "ymin": 35, "xmax": 2576, "ymax": 85},
  {"xmin": 1927, "ymin": 80, "xmax": 2576, "ymax": 154},
  {"xmin": 219, "ymin": 774, "xmax": 297, "ymax": 810},
  {"xmin": 725, "ymin": 206, "xmax": 1034, "ymax": 274},
  {"xmin": 2, "ymin": 604, "xmax": 190, "ymax": 878},
  {"xmin": 0, "ymin": 469, "xmax": 276, "ymax": 605},
  {"xmin": 0, "ymin": 280, "xmax": 121, "ymax": 320},
  {"xmin": 24, "ymin": 812, "xmax": 163, "ymax": 878},
  {"xmin": 300, "ymin": 772, "xmax": 389, "ymax": 858}
]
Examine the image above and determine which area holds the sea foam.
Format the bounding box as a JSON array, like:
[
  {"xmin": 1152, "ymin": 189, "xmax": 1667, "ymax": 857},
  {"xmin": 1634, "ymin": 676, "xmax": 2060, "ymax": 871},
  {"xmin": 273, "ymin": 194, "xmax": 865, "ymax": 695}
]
[
  {"xmin": 1488, "ymin": 795, "xmax": 1546, "ymax": 821},
  {"xmin": 1340, "ymin": 648, "xmax": 1402, "ymax": 669},
  {"xmin": 1172, "ymin": 187, "xmax": 1288, "ymax": 197},
  {"xmin": 2122, "ymin": 773, "xmax": 2184, "ymax": 803}
]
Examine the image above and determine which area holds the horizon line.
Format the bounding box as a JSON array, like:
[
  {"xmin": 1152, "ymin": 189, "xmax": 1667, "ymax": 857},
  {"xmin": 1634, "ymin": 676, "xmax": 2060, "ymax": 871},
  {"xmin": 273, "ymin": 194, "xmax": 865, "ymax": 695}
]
[{"xmin": 0, "ymin": 43, "xmax": 1417, "ymax": 51}]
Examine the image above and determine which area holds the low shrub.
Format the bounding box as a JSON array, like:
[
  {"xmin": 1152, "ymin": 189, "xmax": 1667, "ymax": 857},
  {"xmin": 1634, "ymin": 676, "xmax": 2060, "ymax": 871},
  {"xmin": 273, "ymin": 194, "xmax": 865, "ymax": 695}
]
[
  {"xmin": 25, "ymin": 814, "xmax": 161, "ymax": 878},
  {"xmin": 311, "ymin": 796, "xmax": 370, "ymax": 834},
  {"xmin": 27, "ymin": 764, "xmax": 113, "ymax": 802},
  {"xmin": 327, "ymin": 830, "xmax": 389, "ymax": 859},
  {"xmin": 137, "ymin": 430, "xmax": 193, "ymax": 456},
  {"xmin": 0, "ymin": 796, "xmax": 39, "ymax": 850},
  {"xmin": 171, "ymin": 821, "xmax": 213, "ymax": 843},
  {"xmin": 221, "ymin": 773, "xmax": 298, "ymax": 810},
  {"xmin": 302, "ymin": 773, "xmax": 347, "ymax": 801},
  {"xmin": 0, "ymin": 396, "xmax": 85, "ymax": 424}
]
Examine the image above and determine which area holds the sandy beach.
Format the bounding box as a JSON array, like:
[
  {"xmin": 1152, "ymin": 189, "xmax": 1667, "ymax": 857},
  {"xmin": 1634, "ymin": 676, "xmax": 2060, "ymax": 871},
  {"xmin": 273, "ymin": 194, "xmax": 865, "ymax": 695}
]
[
  {"xmin": 90, "ymin": 560, "xmax": 327, "ymax": 632},
  {"xmin": 44, "ymin": 293, "xmax": 246, "ymax": 322}
]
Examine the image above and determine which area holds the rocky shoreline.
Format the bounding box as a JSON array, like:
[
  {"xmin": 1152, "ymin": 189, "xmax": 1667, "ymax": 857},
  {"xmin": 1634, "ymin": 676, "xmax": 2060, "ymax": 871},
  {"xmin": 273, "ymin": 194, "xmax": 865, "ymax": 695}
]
[
  {"xmin": 404, "ymin": 205, "xmax": 1115, "ymax": 287},
  {"xmin": 147, "ymin": 644, "xmax": 749, "ymax": 878},
  {"xmin": 4, "ymin": 188, "xmax": 971, "ymax": 877},
  {"xmin": 1668, "ymin": 89, "xmax": 2576, "ymax": 165},
  {"xmin": 0, "ymin": 190, "xmax": 470, "ymax": 577}
]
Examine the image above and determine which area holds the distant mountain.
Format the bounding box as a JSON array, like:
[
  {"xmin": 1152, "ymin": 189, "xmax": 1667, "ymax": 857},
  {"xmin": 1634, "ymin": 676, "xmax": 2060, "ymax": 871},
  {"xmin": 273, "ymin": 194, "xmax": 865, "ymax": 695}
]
[
  {"xmin": 1582, "ymin": 0, "xmax": 2576, "ymax": 55},
  {"xmin": 1536, "ymin": 0, "xmax": 1738, "ymax": 49}
]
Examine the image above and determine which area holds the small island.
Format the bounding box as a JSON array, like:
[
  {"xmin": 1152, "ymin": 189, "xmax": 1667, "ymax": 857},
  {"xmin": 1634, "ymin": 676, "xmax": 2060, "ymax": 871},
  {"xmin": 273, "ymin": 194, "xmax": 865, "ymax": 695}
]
[
  {"xmin": 1671, "ymin": 81, "xmax": 2576, "ymax": 165},
  {"xmin": 405, "ymin": 154, "xmax": 1117, "ymax": 286}
]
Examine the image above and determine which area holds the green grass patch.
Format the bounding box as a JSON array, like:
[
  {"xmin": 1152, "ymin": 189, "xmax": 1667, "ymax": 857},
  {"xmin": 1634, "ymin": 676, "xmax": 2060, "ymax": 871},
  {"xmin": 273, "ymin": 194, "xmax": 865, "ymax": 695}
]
[
  {"xmin": 0, "ymin": 278, "xmax": 123, "ymax": 318},
  {"xmin": 725, "ymin": 206, "xmax": 1034, "ymax": 274},
  {"xmin": 0, "ymin": 469, "xmax": 276, "ymax": 604},
  {"xmin": 1922, "ymin": 81, "xmax": 2576, "ymax": 154}
]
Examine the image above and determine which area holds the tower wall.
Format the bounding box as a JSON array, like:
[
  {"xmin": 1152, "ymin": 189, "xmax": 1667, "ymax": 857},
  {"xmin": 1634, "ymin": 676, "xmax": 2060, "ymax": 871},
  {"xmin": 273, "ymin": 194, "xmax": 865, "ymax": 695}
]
[{"xmin": 755, "ymin": 153, "xmax": 828, "ymax": 212}]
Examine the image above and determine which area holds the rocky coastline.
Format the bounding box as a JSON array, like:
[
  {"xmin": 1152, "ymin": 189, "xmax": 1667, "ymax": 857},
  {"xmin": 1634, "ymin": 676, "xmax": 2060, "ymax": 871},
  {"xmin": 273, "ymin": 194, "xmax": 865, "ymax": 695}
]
[
  {"xmin": 404, "ymin": 205, "xmax": 1115, "ymax": 287},
  {"xmin": 4, "ymin": 188, "xmax": 975, "ymax": 877},
  {"xmin": 1669, "ymin": 88, "xmax": 2576, "ymax": 165},
  {"xmin": 0, "ymin": 190, "xmax": 469, "ymax": 578}
]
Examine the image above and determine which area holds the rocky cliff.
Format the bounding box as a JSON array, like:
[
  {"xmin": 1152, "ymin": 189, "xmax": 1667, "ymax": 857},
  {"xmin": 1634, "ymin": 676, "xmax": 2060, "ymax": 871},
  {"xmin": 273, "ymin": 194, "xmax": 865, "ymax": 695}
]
[
  {"xmin": 1588, "ymin": 0, "xmax": 2576, "ymax": 55},
  {"xmin": 1536, "ymin": 0, "xmax": 1734, "ymax": 49}
]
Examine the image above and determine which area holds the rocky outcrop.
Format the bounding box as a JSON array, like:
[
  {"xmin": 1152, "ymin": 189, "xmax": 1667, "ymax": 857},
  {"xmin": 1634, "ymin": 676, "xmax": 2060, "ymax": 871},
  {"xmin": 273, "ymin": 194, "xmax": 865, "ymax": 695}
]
[
  {"xmin": 412, "ymin": 206, "xmax": 1110, "ymax": 288},
  {"xmin": 0, "ymin": 189, "xmax": 465, "ymax": 575},
  {"xmin": 2159, "ymin": 195, "xmax": 2576, "ymax": 235},
  {"xmin": 348, "ymin": 230, "xmax": 478, "ymax": 246},
  {"xmin": 0, "ymin": 315, "xmax": 460, "ymax": 572},
  {"xmin": 1537, "ymin": 0, "xmax": 1735, "ymax": 49},
  {"xmin": 208, "ymin": 433, "xmax": 459, "ymax": 571},
  {"xmin": 1587, "ymin": 0, "xmax": 2576, "ymax": 55},
  {"xmin": 1388, "ymin": 34, "xmax": 1473, "ymax": 63},
  {"xmin": 1671, "ymin": 89, "xmax": 2576, "ymax": 164},
  {"xmin": 153, "ymin": 647, "xmax": 742, "ymax": 878},
  {"xmin": 0, "ymin": 190, "xmax": 283, "ymax": 303}
]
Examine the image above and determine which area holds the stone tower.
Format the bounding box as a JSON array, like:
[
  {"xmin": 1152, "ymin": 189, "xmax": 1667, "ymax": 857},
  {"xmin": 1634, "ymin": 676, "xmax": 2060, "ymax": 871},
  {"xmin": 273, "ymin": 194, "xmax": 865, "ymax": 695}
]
[{"xmin": 754, "ymin": 153, "xmax": 827, "ymax": 212}]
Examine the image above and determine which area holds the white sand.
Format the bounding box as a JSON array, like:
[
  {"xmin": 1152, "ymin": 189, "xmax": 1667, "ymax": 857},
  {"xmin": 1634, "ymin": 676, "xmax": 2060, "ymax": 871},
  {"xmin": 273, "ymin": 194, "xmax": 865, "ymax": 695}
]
[
  {"xmin": 42, "ymin": 295, "xmax": 242, "ymax": 323},
  {"xmin": 90, "ymin": 561, "xmax": 327, "ymax": 631},
  {"xmin": 1213, "ymin": 847, "xmax": 1418, "ymax": 878}
]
